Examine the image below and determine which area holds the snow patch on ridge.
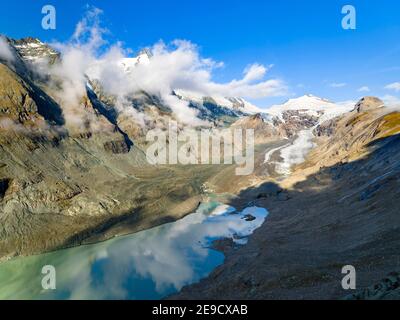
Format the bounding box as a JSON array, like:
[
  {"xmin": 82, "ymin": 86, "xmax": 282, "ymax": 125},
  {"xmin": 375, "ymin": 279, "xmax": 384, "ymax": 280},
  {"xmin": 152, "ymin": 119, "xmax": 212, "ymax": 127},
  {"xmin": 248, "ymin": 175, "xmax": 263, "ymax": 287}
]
[
  {"xmin": 266, "ymin": 94, "xmax": 353, "ymax": 123},
  {"xmin": 119, "ymin": 52, "xmax": 151, "ymax": 73},
  {"xmin": 175, "ymin": 89, "xmax": 264, "ymax": 115}
]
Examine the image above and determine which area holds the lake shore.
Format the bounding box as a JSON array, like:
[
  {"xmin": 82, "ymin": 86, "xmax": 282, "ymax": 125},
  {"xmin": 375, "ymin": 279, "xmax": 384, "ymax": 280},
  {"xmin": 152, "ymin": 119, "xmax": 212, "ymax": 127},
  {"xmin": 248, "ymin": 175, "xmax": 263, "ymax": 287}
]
[
  {"xmin": 0, "ymin": 141, "xmax": 284, "ymax": 262},
  {"xmin": 171, "ymin": 143, "xmax": 400, "ymax": 300}
]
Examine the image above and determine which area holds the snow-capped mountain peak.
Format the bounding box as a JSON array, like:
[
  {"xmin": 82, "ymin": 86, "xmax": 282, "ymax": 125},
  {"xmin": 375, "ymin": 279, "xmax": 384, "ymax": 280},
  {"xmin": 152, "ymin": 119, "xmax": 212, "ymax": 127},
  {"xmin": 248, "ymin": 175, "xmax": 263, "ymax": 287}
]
[
  {"xmin": 268, "ymin": 94, "xmax": 334, "ymax": 113},
  {"xmin": 10, "ymin": 37, "xmax": 59, "ymax": 63},
  {"xmin": 119, "ymin": 49, "xmax": 151, "ymax": 73},
  {"xmin": 266, "ymin": 94, "xmax": 353, "ymax": 124}
]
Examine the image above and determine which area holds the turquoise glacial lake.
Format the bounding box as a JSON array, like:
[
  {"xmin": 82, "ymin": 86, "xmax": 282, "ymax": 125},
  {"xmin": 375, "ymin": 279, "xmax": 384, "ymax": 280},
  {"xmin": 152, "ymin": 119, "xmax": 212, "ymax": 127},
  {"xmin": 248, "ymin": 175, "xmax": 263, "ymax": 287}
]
[{"xmin": 0, "ymin": 202, "xmax": 268, "ymax": 300}]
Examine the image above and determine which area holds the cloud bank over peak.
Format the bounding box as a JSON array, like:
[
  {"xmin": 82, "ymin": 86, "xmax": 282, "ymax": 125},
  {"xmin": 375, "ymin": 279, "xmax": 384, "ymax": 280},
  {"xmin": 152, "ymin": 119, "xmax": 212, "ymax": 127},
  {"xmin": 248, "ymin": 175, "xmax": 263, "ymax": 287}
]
[{"xmin": 37, "ymin": 7, "xmax": 287, "ymax": 127}]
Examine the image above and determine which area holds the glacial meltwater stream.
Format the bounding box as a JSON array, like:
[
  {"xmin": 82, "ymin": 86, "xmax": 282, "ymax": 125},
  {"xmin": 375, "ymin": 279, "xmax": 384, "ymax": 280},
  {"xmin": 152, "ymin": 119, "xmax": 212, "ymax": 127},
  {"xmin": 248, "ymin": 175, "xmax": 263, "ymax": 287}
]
[{"xmin": 0, "ymin": 202, "xmax": 268, "ymax": 300}]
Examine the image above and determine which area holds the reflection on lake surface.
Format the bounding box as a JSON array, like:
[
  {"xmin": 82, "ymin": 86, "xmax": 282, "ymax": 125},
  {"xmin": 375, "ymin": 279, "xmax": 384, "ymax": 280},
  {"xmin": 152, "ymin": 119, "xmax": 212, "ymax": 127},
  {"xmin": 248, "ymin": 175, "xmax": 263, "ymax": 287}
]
[{"xmin": 0, "ymin": 202, "xmax": 268, "ymax": 300}]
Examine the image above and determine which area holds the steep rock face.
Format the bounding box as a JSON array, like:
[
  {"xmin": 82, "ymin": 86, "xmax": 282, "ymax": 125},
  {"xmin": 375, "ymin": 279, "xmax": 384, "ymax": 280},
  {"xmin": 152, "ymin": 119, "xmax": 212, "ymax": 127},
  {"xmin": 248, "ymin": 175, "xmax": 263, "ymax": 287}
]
[
  {"xmin": 0, "ymin": 61, "xmax": 65, "ymax": 128},
  {"xmin": 0, "ymin": 64, "xmax": 45, "ymax": 127},
  {"xmin": 103, "ymin": 140, "xmax": 130, "ymax": 154},
  {"xmin": 313, "ymin": 117, "xmax": 338, "ymax": 137},
  {"xmin": 88, "ymin": 81, "xmax": 176, "ymax": 144},
  {"xmin": 276, "ymin": 110, "xmax": 320, "ymax": 137},
  {"xmin": 0, "ymin": 36, "xmax": 33, "ymax": 80},
  {"xmin": 10, "ymin": 37, "xmax": 60, "ymax": 65},
  {"xmin": 231, "ymin": 113, "xmax": 285, "ymax": 144},
  {"xmin": 354, "ymin": 96, "xmax": 384, "ymax": 113},
  {"xmin": 266, "ymin": 95, "xmax": 353, "ymax": 138},
  {"xmin": 189, "ymin": 96, "xmax": 241, "ymax": 124},
  {"xmin": 285, "ymin": 97, "xmax": 400, "ymax": 187}
]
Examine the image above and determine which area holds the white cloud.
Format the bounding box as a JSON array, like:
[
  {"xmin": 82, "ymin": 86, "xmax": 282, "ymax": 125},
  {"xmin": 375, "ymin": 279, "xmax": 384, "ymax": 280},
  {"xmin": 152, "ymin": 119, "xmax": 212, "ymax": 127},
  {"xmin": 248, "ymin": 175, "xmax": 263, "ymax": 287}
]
[
  {"xmin": 384, "ymin": 82, "xmax": 400, "ymax": 92},
  {"xmin": 329, "ymin": 82, "xmax": 347, "ymax": 88},
  {"xmin": 241, "ymin": 63, "xmax": 272, "ymax": 84},
  {"xmin": 0, "ymin": 36, "xmax": 14, "ymax": 62},
  {"xmin": 381, "ymin": 95, "xmax": 400, "ymax": 109},
  {"xmin": 31, "ymin": 7, "xmax": 114, "ymax": 130},
  {"xmin": 35, "ymin": 7, "xmax": 287, "ymax": 127},
  {"xmin": 358, "ymin": 86, "xmax": 370, "ymax": 92}
]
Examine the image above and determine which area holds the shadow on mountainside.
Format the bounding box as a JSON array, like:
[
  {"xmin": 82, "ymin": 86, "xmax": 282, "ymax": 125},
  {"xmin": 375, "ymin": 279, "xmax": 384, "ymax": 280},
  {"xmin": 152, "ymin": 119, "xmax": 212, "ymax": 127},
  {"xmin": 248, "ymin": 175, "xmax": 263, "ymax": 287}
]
[
  {"xmin": 86, "ymin": 86, "xmax": 134, "ymax": 150},
  {"xmin": 174, "ymin": 133, "xmax": 400, "ymax": 300},
  {"xmin": 29, "ymin": 82, "xmax": 65, "ymax": 126}
]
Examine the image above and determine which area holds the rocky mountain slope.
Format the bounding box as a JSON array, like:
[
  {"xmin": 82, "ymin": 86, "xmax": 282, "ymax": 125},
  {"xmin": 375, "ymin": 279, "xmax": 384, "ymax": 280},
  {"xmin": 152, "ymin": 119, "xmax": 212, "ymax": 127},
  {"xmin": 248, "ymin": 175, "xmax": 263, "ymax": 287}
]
[
  {"xmin": 8, "ymin": 37, "xmax": 59, "ymax": 65},
  {"xmin": 174, "ymin": 97, "xmax": 400, "ymax": 300},
  {"xmin": 267, "ymin": 95, "xmax": 354, "ymax": 137},
  {"xmin": 2, "ymin": 35, "xmax": 398, "ymax": 302},
  {"xmin": 1, "ymin": 36, "xmax": 320, "ymax": 260},
  {"xmin": 0, "ymin": 37, "xmax": 222, "ymax": 259}
]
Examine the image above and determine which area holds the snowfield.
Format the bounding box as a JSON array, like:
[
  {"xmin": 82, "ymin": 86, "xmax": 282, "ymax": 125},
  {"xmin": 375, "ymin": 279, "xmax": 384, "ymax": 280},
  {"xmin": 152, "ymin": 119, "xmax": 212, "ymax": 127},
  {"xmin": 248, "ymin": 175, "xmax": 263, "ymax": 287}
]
[{"xmin": 266, "ymin": 94, "xmax": 354, "ymax": 122}]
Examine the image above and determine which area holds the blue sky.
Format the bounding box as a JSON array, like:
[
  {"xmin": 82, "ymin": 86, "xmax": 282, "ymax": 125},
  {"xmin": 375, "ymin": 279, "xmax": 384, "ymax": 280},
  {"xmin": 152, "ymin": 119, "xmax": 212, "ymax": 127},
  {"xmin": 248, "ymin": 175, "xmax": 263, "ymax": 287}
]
[{"xmin": 1, "ymin": 0, "xmax": 400, "ymax": 107}]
